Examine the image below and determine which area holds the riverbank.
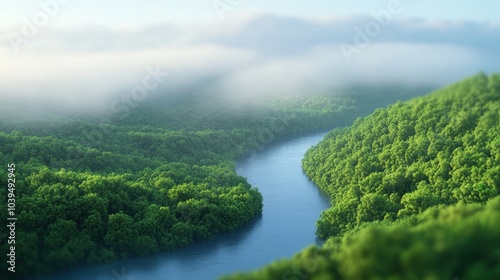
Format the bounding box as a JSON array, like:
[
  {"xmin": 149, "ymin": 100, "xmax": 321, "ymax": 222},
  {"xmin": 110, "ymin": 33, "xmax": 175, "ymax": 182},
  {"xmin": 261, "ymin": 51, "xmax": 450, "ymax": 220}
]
[{"xmin": 34, "ymin": 133, "xmax": 330, "ymax": 280}]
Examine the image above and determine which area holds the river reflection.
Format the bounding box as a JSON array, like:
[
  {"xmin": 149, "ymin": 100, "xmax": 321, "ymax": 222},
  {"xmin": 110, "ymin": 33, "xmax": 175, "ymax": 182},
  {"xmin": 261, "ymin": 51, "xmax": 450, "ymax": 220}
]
[{"xmin": 35, "ymin": 132, "xmax": 330, "ymax": 280}]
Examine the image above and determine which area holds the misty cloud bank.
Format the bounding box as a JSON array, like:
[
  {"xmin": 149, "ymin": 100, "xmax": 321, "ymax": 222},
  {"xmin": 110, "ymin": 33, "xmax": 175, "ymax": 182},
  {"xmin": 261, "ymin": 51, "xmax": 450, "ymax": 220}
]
[{"xmin": 1, "ymin": 14, "xmax": 499, "ymax": 113}]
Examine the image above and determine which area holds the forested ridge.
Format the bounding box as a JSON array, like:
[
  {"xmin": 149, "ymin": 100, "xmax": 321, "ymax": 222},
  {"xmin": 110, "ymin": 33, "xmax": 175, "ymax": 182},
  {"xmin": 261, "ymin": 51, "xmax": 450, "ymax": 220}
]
[
  {"xmin": 223, "ymin": 74, "xmax": 500, "ymax": 280},
  {"xmin": 0, "ymin": 89, "xmax": 423, "ymax": 278},
  {"xmin": 305, "ymin": 73, "xmax": 500, "ymax": 237}
]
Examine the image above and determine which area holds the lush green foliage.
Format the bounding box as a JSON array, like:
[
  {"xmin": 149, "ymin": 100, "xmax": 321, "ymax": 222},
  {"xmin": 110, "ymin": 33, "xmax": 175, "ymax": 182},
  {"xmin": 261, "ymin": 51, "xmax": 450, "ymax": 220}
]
[
  {"xmin": 305, "ymin": 73, "xmax": 500, "ymax": 237},
  {"xmin": 1, "ymin": 90, "xmax": 418, "ymax": 278},
  {"xmin": 222, "ymin": 197, "xmax": 500, "ymax": 280},
  {"xmin": 223, "ymin": 73, "xmax": 500, "ymax": 279}
]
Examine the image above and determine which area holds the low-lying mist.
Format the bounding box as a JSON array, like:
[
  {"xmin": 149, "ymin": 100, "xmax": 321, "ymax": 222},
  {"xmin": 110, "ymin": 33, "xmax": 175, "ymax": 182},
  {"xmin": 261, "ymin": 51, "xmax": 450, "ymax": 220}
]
[{"xmin": 1, "ymin": 14, "xmax": 498, "ymax": 117}]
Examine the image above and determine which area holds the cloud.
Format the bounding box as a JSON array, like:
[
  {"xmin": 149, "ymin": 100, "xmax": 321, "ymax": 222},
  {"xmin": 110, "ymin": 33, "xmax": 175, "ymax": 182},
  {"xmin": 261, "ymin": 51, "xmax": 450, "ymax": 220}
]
[{"xmin": 0, "ymin": 14, "xmax": 499, "ymax": 113}]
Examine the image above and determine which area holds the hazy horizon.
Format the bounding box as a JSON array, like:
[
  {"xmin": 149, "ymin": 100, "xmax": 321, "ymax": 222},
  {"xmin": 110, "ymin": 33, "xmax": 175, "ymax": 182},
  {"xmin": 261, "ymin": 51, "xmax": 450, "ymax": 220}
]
[{"xmin": 1, "ymin": 1, "xmax": 499, "ymax": 113}]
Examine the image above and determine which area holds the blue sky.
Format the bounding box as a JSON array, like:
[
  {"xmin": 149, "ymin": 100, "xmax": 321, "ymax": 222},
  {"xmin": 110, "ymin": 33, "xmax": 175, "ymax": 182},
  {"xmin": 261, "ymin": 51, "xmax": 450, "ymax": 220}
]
[
  {"xmin": 0, "ymin": 1, "xmax": 499, "ymax": 111},
  {"xmin": 2, "ymin": 0, "xmax": 499, "ymax": 29}
]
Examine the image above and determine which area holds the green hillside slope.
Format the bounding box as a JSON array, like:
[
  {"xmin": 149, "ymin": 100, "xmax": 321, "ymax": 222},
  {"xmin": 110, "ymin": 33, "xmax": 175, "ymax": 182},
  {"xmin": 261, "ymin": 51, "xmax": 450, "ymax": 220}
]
[
  {"xmin": 304, "ymin": 73, "xmax": 500, "ymax": 237},
  {"xmin": 222, "ymin": 73, "xmax": 500, "ymax": 279}
]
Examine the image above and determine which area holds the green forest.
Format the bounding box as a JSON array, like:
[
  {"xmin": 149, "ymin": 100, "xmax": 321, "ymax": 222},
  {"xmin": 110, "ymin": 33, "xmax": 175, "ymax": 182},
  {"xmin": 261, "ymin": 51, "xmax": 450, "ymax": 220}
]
[
  {"xmin": 222, "ymin": 73, "xmax": 500, "ymax": 279},
  {"xmin": 0, "ymin": 88, "xmax": 422, "ymax": 278}
]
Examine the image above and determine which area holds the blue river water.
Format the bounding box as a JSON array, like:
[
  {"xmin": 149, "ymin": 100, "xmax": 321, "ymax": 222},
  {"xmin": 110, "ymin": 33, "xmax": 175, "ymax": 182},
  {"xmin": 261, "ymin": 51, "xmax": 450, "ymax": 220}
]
[{"xmin": 36, "ymin": 132, "xmax": 330, "ymax": 280}]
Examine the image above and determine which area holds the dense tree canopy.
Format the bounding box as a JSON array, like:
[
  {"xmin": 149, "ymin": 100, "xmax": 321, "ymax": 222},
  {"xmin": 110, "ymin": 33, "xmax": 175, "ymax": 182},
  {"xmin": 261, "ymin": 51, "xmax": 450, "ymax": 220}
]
[
  {"xmin": 223, "ymin": 73, "xmax": 500, "ymax": 279},
  {"xmin": 223, "ymin": 197, "xmax": 500, "ymax": 280},
  {"xmin": 304, "ymin": 73, "xmax": 500, "ymax": 237},
  {"xmin": 0, "ymin": 89, "xmax": 420, "ymax": 278}
]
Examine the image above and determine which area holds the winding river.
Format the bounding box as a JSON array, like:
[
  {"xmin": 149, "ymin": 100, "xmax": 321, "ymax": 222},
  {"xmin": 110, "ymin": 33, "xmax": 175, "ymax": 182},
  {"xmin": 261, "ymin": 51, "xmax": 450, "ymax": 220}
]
[{"xmin": 37, "ymin": 132, "xmax": 330, "ymax": 280}]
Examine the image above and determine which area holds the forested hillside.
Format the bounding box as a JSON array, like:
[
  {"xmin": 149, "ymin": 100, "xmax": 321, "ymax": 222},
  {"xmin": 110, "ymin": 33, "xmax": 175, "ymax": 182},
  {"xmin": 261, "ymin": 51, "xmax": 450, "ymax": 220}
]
[
  {"xmin": 223, "ymin": 74, "xmax": 500, "ymax": 279},
  {"xmin": 304, "ymin": 73, "xmax": 500, "ymax": 237},
  {"xmin": 223, "ymin": 197, "xmax": 500, "ymax": 280},
  {"xmin": 0, "ymin": 88, "xmax": 423, "ymax": 278}
]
